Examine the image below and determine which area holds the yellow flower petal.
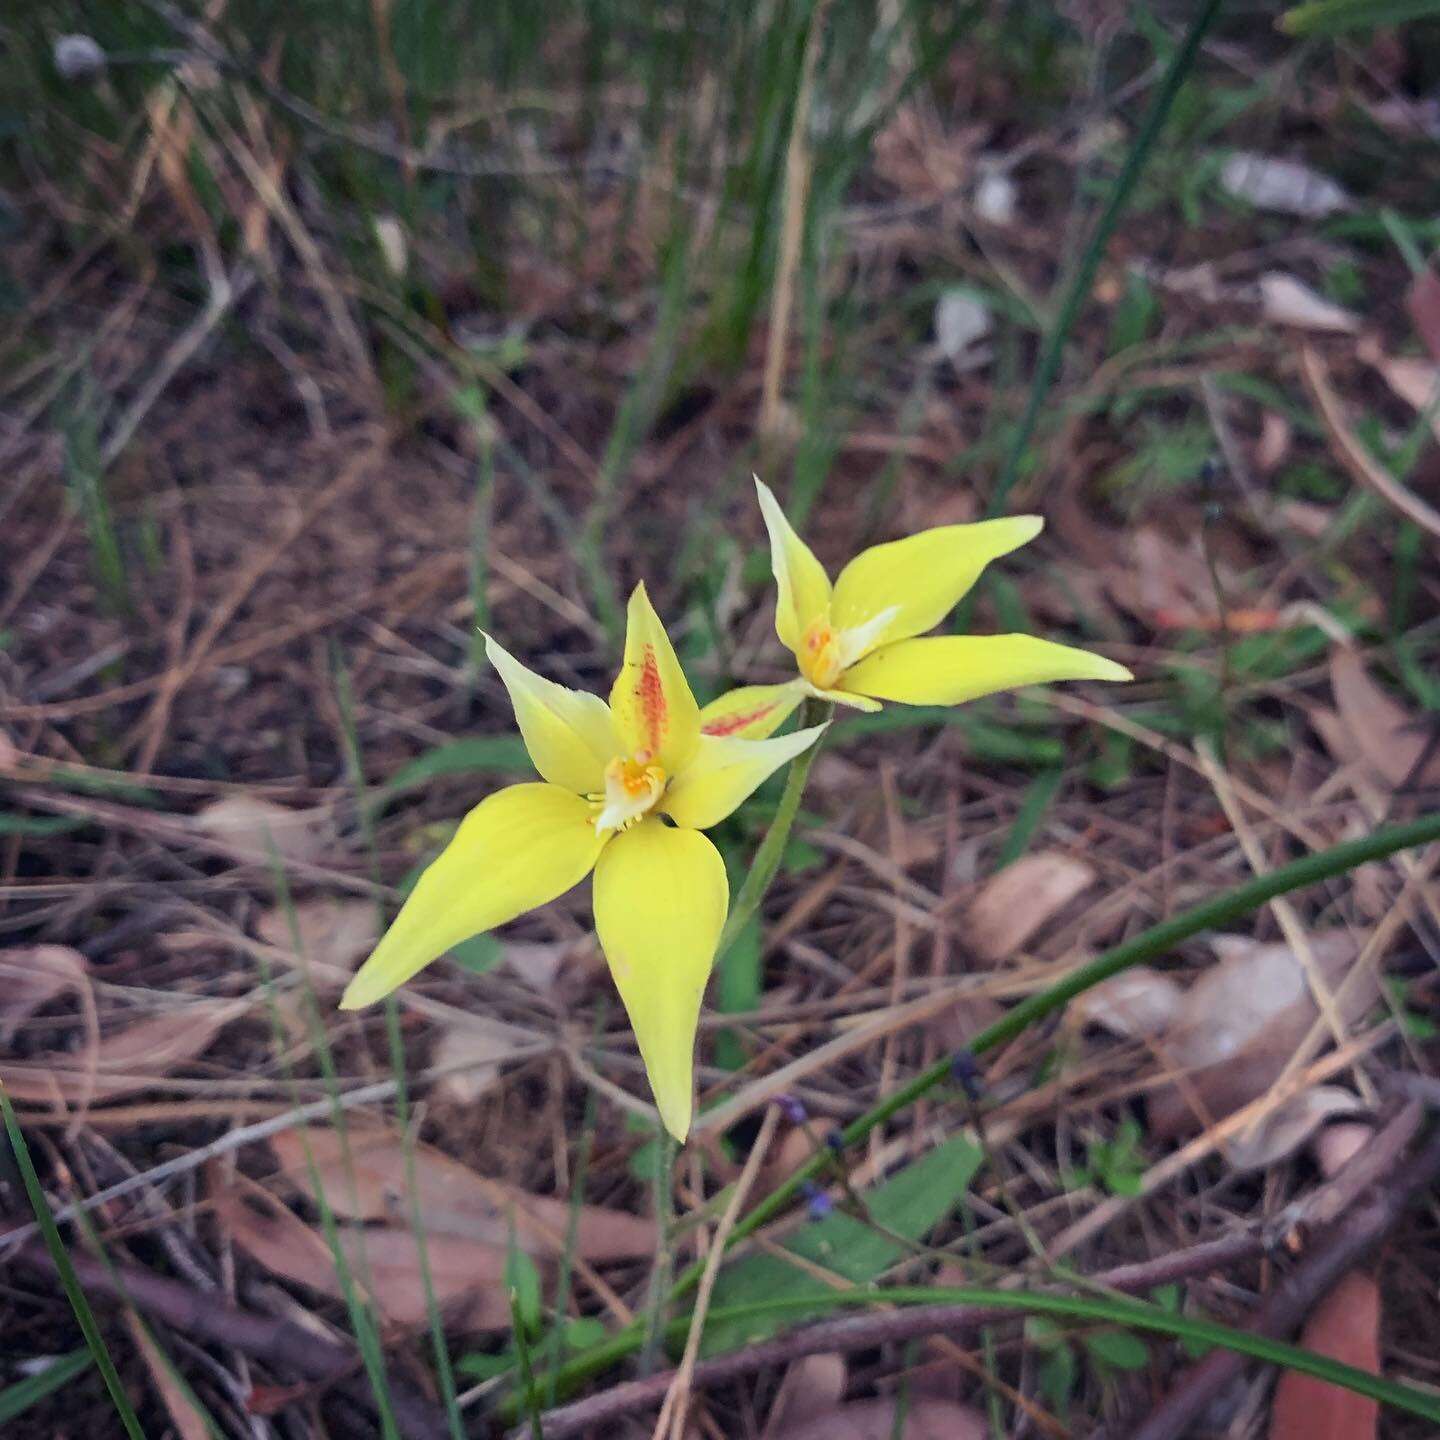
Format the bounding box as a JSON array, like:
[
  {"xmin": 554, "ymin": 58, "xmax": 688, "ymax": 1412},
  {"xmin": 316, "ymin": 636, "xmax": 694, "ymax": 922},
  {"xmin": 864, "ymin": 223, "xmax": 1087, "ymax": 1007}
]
[
  {"xmin": 340, "ymin": 784, "xmax": 604, "ymax": 1009},
  {"xmin": 831, "ymin": 516, "xmax": 1044, "ymax": 654},
  {"xmin": 663, "ymin": 723, "xmax": 827, "ymax": 831},
  {"xmin": 592, "ymin": 820, "xmax": 728, "ymax": 1141},
  {"xmin": 755, "ymin": 478, "xmax": 832, "ymax": 655},
  {"xmin": 841, "ymin": 634, "xmax": 1132, "ymax": 707},
  {"xmin": 609, "ymin": 583, "xmax": 700, "ymax": 773},
  {"xmin": 485, "ymin": 635, "xmax": 615, "ymax": 795},
  {"xmin": 699, "ymin": 681, "xmax": 807, "ymax": 740},
  {"xmin": 808, "ymin": 683, "xmax": 881, "ymax": 712}
]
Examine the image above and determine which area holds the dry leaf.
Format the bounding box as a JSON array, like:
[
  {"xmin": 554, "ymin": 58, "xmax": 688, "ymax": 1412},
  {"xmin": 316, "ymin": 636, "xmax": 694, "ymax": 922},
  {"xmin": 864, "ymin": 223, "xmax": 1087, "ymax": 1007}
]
[
  {"xmin": 972, "ymin": 167, "xmax": 1017, "ymax": 225},
  {"xmin": 763, "ymin": 1354, "xmax": 848, "ymax": 1439},
  {"xmin": 934, "ymin": 290, "xmax": 992, "ymax": 360},
  {"xmin": 1312, "ymin": 1121, "xmax": 1373, "ymax": 1177},
  {"xmin": 0, "ymin": 1001, "xmax": 243, "ymax": 1103},
  {"xmin": 1220, "ymin": 153, "xmax": 1348, "ymax": 217},
  {"xmin": 267, "ymin": 1124, "xmax": 654, "ymax": 1260},
  {"xmin": 785, "ymin": 1399, "xmax": 988, "ymax": 1440},
  {"xmin": 1406, "ymin": 265, "xmax": 1440, "ymax": 361},
  {"xmin": 965, "ymin": 852, "xmax": 1095, "ymax": 964},
  {"xmin": 1269, "ymin": 1270, "xmax": 1380, "ymax": 1440},
  {"xmin": 1256, "ymin": 411, "xmax": 1293, "ymax": 474},
  {"xmin": 1357, "ymin": 332, "xmax": 1440, "ymax": 443},
  {"xmin": 1328, "ymin": 648, "xmax": 1440, "ymax": 790},
  {"xmin": 1069, "ymin": 967, "xmax": 1183, "ymax": 1040},
  {"xmin": 0, "ymin": 946, "xmax": 90, "ymax": 1044},
  {"xmin": 124, "ymin": 1308, "xmax": 212, "ymax": 1440},
  {"xmin": 1259, "ymin": 273, "xmax": 1359, "ymax": 334},
  {"xmin": 1148, "ymin": 932, "xmax": 1374, "ymax": 1139},
  {"xmin": 193, "ymin": 795, "xmax": 329, "ymax": 863},
  {"xmin": 1223, "ymin": 1086, "xmax": 1364, "ymax": 1173},
  {"xmin": 255, "ymin": 898, "xmax": 377, "ymax": 987},
  {"xmin": 430, "ymin": 1023, "xmax": 509, "ymax": 1105},
  {"xmin": 213, "ymin": 1184, "xmax": 511, "ymax": 1330}
]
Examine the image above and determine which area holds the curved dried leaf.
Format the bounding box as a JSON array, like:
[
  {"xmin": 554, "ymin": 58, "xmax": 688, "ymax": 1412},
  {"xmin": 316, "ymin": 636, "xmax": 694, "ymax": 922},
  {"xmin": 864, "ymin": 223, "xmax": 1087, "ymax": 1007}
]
[
  {"xmin": 213, "ymin": 1184, "xmax": 511, "ymax": 1330},
  {"xmin": 1070, "ymin": 967, "xmax": 1183, "ymax": 1039},
  {"xmin": 1270, "ymin": 1270, "xmax": 1379, "ymax": 1440},
  {"xmin": 268, "ymin": 1123, "xmax": 654, "ymax": 1260},
  {"xmin": 966, "ymin": 852, "xmax": 1095, "ymax": 964},
  {"xmin": 785, "ymin": 1399, "xmax": 988, "ymax": 1440},
  {"xmin": 1223, "ymin": 1086, "xmax": 1364, "ymax": 1173}
]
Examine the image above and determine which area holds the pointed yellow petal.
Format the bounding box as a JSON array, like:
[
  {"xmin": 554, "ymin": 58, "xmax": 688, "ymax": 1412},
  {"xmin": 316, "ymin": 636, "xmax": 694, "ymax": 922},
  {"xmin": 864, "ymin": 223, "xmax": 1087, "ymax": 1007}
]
[
  {"xmin": 699, "ymin": 681, "xmax": 807, "ymax": 740},
  {"xmin": 592, "ymin": 820, "xmax": 727, "ymax": 1141},
  {"xmin": 663, "ymin": 723, "xmax": 827, "ymax": 831},
  {"xmin": 809, "ymin": 683, "xmax": 882, "ymax": 712},
  {"xmin": 841, "ymin": 634, "xmax": 1132, "ymax": 707},
  {"xmin": 831, "ymin": 516, "xmax": 1044, "ymax": 654},
  {"xmin": 609, "ymin": 583, "xmax": 700, "ymax": 772},
  {"xmin": 340, "ymin": 784, "xmax": 604, "ymax": 1009},
  {"xmin": 485, "ymin": 635, "xmax": 615, "ymax": 795},
  {"xmin": 754, "ymin": 477, "xmax": 832, "ymax": 654}
]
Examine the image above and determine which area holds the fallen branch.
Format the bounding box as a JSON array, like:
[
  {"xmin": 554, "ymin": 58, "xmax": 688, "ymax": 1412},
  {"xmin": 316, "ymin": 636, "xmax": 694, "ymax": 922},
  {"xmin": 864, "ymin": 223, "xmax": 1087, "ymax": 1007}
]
[
  {"xmin": 1127, "ymin": 1107, "xmax": 1440, "ymax": 1440},
  {"xmin": 516, "ymin": 1104, "xmax": 1424, "ymax": 1440},
  {"xmin": 7, "ymin": 1232, "xmax": 450, "ymax": 1440}
]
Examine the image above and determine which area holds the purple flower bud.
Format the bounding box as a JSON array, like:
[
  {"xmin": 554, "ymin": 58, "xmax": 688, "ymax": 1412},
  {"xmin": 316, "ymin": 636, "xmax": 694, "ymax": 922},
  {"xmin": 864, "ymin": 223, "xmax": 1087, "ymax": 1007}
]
[
  {"xmin": 800, "ymin": 1180, "xmax": 834, "ymax": 1221},
  {"xmin": 950, "ymin": 1049, "xmax": 985, "ymax": 1100},
  {"xmin": 775, "ymin": 1093, "xmax": 807, "ymax": 1127}
]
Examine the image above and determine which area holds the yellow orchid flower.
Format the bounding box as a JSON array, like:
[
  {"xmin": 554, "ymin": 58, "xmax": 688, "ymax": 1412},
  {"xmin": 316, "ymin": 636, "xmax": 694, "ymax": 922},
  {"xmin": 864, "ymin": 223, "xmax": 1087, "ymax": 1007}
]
[
  {"xmin": 340, "ymin": 583, "xmax": 826, "ymax": 1142},
  {"xmin": 714, "ymin": 478, "xmax": 1130, "ymax": 733}
]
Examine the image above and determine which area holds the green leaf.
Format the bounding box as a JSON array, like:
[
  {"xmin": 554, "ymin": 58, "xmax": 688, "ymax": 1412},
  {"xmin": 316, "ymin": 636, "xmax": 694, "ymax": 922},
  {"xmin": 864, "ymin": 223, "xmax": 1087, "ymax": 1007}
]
[
  {"xmin": 457, "ymin": 1350, "xmax": 515, "ymax": 1381},
  {"xmin": 1282, "ymin": 0, "xmax": 1440, "ymax": 33},
  {"xmin": 562, "ymin": 1317, "xmax": 609, "ymax": 1352},
  {"xmin": 384, "ymin": 736, "xmax": 533, "ymax": 795},
  {"xmin": 449, "ymin": 933, "xmax": 504, "ymax": 975},
  {"xmin": 0, "ymin": 814, "xmax": 86, "ymax": 837},
  {"xmin": 504, "ymin": 1244, "xmax": 543, "ymax": 1339},
  {"xmin": 1039, "ymin": 1341, "xmax": 1077, "ymax": 1412},
  {"xmin": 0, "ymin": 1351, "xmax": 92, "ymax": 1424},
  {"xmin": 1084, "ymin": 1328, "xmax": 1151, "ymax": 1372},
  {"xmin": 713, "ymin": 910, "xmax": 761, "ymax": 1072},
  {"xmin": 700, "ymin": 1136, "xmax": 984, "ymax": 1355}
]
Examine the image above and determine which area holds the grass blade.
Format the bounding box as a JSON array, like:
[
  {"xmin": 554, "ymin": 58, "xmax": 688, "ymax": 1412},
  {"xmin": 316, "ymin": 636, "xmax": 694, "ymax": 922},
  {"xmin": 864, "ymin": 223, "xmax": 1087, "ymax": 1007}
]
[
  {"xmin": 1, "ymin": 1090, "xmax": 146, "ymax": 1440},
  {"xmin": 986, "ymin": 0, "xmax": 1226, "ymax": 518}
]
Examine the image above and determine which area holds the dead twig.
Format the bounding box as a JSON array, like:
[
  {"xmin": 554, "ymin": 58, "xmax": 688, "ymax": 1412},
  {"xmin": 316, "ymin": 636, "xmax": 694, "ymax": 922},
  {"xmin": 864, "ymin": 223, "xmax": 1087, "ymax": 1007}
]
[
  {"xmin": 1128, "ymin": 1106, "xmax": 1440, "ymax": 1440},
  {"xmin": 517, "ymin": 1106, "xmax": 1426, "ymax": 1440},
  {"xmin": 7, "ymin": 1232, "xmax": 449, "ymax": 1440}
]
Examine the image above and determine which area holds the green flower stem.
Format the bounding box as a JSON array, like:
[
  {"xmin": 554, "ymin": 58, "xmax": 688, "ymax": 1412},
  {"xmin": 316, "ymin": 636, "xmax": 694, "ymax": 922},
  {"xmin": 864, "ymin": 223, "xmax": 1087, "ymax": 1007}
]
[
  {"xmin": 531, "ymin": 808, "xmax": 1440, "ymax": 1401},
  {"xmin": 714, "ymin": 697, "xmax": 834, "ymax": 964}
]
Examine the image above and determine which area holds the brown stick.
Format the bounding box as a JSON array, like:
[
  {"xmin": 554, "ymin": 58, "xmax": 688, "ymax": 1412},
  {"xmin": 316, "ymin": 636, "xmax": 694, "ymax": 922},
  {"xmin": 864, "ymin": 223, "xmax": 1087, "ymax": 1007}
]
[
  {"xmin": 8, "ymin": 1235, "xmax": 450, "ymax": 1440},
  {"xmin": 517, "ymin": 1104, "xmax": 1426, "ymax": 1440},
  {"xmin": 1127, "ymin": 1113, "xmax": 1440, "ymax": 1440}
]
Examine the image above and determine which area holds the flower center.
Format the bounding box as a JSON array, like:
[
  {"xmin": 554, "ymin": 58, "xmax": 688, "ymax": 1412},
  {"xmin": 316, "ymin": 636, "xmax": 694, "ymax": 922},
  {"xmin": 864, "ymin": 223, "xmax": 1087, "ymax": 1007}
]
[
  {"xmin": 592, "ymin": 751, "xmax": 666, "ymax": 835},
  {"xmin": 800, "ymin": 618, "xmax": 844, "ymax": 689}
]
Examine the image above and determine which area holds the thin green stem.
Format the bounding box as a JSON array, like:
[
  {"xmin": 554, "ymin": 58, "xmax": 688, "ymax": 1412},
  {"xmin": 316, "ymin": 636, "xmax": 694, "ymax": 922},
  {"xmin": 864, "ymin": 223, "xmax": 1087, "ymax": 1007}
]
[
  {"xmin": 715, "ymin": 697, "xmax": 833, "ymax": 961},
  {"xmin": 530, "ymin": 808, "xmax": 1440, "ymax": 1399},
  {"xmin": 986, "ymin": 0, "xmax": 1225, "ymax": 518},
  {"xmin": 1, "ymin": 1092, "xmax": 146, "ymax": 1440}
]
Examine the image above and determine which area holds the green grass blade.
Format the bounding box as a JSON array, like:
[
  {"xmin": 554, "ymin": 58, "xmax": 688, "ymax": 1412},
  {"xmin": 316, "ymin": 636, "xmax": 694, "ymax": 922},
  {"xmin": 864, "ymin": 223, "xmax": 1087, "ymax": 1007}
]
[
  {"xmin": 535, "ymin": 808, "xmax": 1440, "ymax": 1397},
  {"xmin": 986, "ymin": 0, "xmax": 1225, "ymax": 518},
  {"xmin": 1281, "ymin": 0, "xmax": 1440, "ymax": 32},
  {"xmin": 0, "ymin": 1349, "xmax": 92, "ymax": 1424},
  {"xmin": 1, "ymin": 1091, "xmax": 146, "ymax": 1440},
  {"xmin": 687, "ymin": 1287, "xmax": 1440, "ymax": 1424}
]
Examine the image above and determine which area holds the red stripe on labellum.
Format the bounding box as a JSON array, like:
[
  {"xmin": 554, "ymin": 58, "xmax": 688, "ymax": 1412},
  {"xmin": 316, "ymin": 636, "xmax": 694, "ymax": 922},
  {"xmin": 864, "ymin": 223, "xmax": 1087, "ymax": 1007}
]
[
  {"xmin": 701, "ymin": 703, "xmax": 775, "ymax": 737},
  {"xmin": 637, "ymin": 645, "xmax": 667, "ymax": 751}
]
